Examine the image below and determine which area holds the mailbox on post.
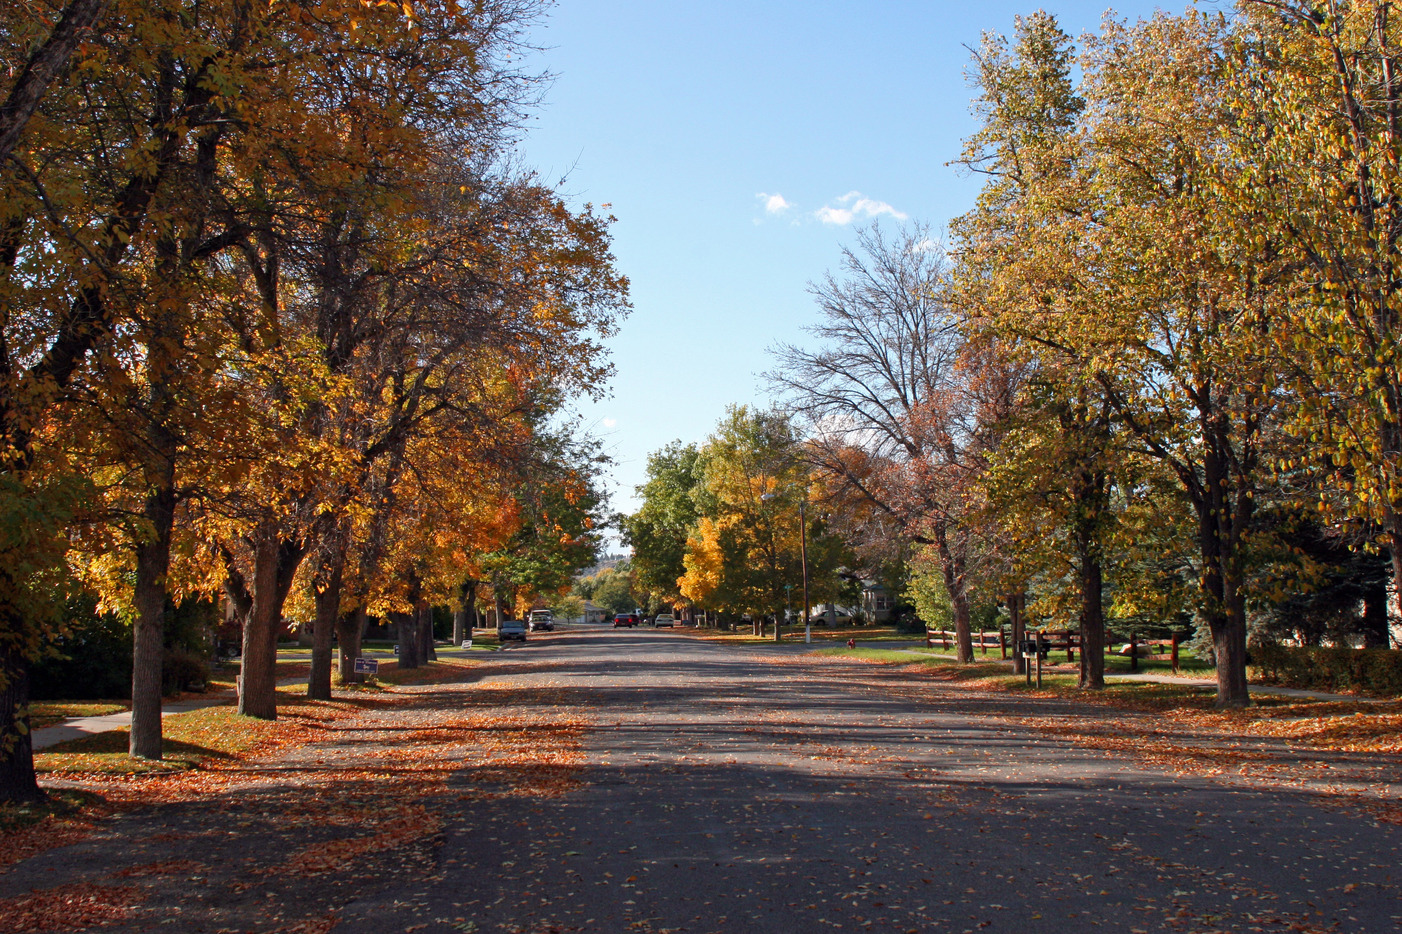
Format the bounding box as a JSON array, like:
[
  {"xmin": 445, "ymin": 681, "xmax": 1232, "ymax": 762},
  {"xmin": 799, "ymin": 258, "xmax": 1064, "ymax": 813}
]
[{"xmin": 1021, "ymin": 632, "xmax": 1043, "ymax": 688}]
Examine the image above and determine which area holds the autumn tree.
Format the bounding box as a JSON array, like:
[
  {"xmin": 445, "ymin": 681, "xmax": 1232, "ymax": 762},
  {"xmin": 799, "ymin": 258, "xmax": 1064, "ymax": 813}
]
[
  {"xmin": 951, "ymin": 11, "xmax": 1287, "ymax": 706},
  {"xmin": 950, "ymin": 12, "xmax": 1121, "ymax": 689},
  {"xmin": 0, "ymin": 0, "xmax": 289, "ymax": 792},
  {"xmin": 1225, "ymin": 0, "xmax": 1402, "ymax": 625},
  {"xmin": 770, "ymin": 225, "xmax": 1012, "ymax": 662},
  {"xmin": 678, "ymin": 406, "xmax": 843, "ymax": 639},
  {"xmin": 622, "ymin": 442, "xmax": 705, "ymax": 613}
]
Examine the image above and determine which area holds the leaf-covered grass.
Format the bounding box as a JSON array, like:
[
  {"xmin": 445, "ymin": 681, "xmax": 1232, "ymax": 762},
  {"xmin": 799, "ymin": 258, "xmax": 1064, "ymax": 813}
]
[
  {"xmin": 817, "ymin": 645, "xmax": 1275, "ymax": 711},
  {"xmin": 375, "ymin": 658, "xmax": 477, "ymax": 686},
  {"xmin": 0, "ymin": 789, "xmax": 98, "ymax": 835},
  {"xmin": 814, "ymin": 646, "xmax": 956, "ymax": 664},
  {"xmin": 692, "ymin": 625, "xmax": 915, "ymax": 645},
  {"xmin": 34, "ymin": 703, "xmax": 290, "ymax": 775},
  {"xmin": 29, "ymin": 702, "xmax": 129, "ymax": 729}
]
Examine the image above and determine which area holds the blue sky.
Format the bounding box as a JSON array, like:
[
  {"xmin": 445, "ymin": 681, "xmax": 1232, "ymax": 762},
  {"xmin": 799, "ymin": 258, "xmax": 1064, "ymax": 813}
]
[{"xmin": 519, "ymin": 1, "xmax": 1179, "ymax": 529}]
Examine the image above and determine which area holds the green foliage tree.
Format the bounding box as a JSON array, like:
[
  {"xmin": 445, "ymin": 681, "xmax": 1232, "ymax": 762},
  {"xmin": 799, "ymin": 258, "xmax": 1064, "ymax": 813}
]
[
  {"xmin": 623, "ymin": 442, "xmax": 704, "ymax": 610},
  {"xmin": 677, "ymin": 406, "xmax": 845, "ymax": 639}
]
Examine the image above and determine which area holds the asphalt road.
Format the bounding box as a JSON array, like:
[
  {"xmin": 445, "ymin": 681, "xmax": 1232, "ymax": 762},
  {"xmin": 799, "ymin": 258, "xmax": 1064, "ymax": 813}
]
[
  {"xmin": 353, "ymin": 626, "xmax": 1401, "ymax": 933},
  {"xmin": 10, "ymin": 625, "xmax": 1400, "ymax": 933}
]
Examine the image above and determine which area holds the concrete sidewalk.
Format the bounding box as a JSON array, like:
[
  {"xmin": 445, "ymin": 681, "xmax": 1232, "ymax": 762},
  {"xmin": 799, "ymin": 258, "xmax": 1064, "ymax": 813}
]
[{"xmin": 33, "ymin": 694, "xmax": 234, "ymax": 750}]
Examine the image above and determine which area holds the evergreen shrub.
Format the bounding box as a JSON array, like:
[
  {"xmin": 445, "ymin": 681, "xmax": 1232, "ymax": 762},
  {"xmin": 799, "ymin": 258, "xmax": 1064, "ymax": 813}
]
[{"xmin": 1252, "ymin": 643, "xmax": 1402, "ymax": 696}]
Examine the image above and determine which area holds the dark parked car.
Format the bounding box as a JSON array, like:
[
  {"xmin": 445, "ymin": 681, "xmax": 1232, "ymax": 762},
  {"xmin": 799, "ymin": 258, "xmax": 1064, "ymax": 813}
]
[
  {"xmin": 613, "ymin": 613, "xmax": 639, "ymax": 628},
  {"xmin": 499, "ymin": 619, "xmax": 528, "ymax": 642}
]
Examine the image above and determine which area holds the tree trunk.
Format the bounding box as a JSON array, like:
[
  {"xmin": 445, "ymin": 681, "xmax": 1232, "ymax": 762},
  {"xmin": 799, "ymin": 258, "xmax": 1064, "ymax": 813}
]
[
  {"xmin": 337, "ymin": 606, "xmax": 367, "ymax": 683},
  {"xmin": 1077, "ymin": 551, "xmax": 1105, "ymax": 690},
  {"xmin": 453, "ymin": 579, "xmax": 477, "ymax": 646},
  {"xmin": 1198, "ymin": 493, "xmax": 1249, "ymax": 708},
  {"xmin": 0, "ymin": 0, "xmax": 112, "ymax": 167},
  {"xmin": 1010, "ymin": 592, "xmax": 1026, "ymax": 676},
  {"xmin": 1385, "ymin": 514, "xmax": 1402, "ymax": 645},
  {"xmin": 396, "ymin": 598, "xmax": 422, "ymax": 670},
  {"xmin": 1362, "ymin": 550, "xmax": 1391, "ymax": 649},
  {"xmin": 239, "ymin": 526, "xmax": 281, "ymax": 720},
  {"xmin": 130, "ymin": 483, "xmax": 176, "ymax": 759},
  {"xmin": 935, "ymin": 524, "xmax": 974, "ymax": 663},
  {"xmin": 1072, "ymin": 469, "xmax": 1107, "ymax": 691},
  {"xmin": 307, "ymin": 547, "xmax": 343, "ymax": 701},
  {"xmin": 0, "ymin": 635, "xmax": 40, "ymax": 803},
  {"xmin": 421, "ymin": 601, "xmax": 436, "ymax": 661}
]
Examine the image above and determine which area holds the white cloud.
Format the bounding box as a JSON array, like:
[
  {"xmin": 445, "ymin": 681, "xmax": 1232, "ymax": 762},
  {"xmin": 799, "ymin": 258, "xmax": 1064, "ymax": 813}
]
[
  {"xmin": 757, "ymin": 192, "xmax": 793, "ymax": 215},
  {"xmin": 815, "ymin": 191, "xmax": 908, "ymax": 225},
  {"xmin": 601, "ymin": 417, "xmax": 617, "ymax": 428}
]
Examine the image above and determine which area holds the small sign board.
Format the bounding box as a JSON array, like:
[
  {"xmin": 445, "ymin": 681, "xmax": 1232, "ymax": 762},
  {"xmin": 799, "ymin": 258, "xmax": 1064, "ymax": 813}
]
[
  {"xmin": 353, "ymin": 657, "xmax": 380, "ymax": 675},
  {"xmin": 461, "ymin": 640, "xmax": 472, "ymax": 649}
]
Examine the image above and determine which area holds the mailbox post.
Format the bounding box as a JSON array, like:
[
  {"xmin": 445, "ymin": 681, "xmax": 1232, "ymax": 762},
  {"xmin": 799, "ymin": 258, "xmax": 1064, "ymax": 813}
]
[{"xmin": 1021, "ymin": 633, "xmax": 1042, "ymax": 688}]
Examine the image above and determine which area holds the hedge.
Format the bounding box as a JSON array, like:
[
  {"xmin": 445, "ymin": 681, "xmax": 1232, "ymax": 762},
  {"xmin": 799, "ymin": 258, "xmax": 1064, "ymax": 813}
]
[{"xmin": 1251, "ymin": 643, "xmax": 1402, "ymax": 696}]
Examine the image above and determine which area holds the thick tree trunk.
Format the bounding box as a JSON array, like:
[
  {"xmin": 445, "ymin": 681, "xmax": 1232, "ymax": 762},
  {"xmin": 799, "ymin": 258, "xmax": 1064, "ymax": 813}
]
[
  {"xmin": 421, "ymin": 601, "xmax": 436, "ymax": 661},
  {"xmin": 337, "ymin": 607, "xmax": 368, "ymax": 683},
  {"xmin": 130, "ymin": 483, "xmax": 176, "ymax": 759},
  {"xmin": 453, "ymin": 580, "xmax": 477, "ymax": 646},
  {"xmin": 1077, "ymin": 551, "xmax": 1105, "ymax": 690},
  {"xmin": 0, "ymin": 0, "xmax": 112, "ymax": 166},
  {"xmin": 0, "ymin": 637, "xmax": 40, "ymax": 803},
  {"xmin": 935, "ymin": 524, "xmax": 974, "ymax": 663},
  {"xmin": 1198, "ymin": 483, "xmax": 1250, "ymax": 709},
  {"xmin": 1009, "ymin": 592, "xmax": 1026, "ymax": 676},
  {"xmin": 1386, "ymin": 515, "xmax": 1402, "ymax": 644},
  {"xmin": 239, "ymin": 527, "xmax": 281, "ymax": 720},
  {"xmin": 1362, "ymin": 551, "xmax": 1391, "ymax": 648},
  {"xmin": 307, "ymin": 548, "xmax": 343, "ymax": 701},
  {"xmin": 1072, "ymin": 466, "xmax": 1107, "ymax": 691},
  {"xmin": 396, "ymin": 592, "xmax": 422, "ymax": 669}
]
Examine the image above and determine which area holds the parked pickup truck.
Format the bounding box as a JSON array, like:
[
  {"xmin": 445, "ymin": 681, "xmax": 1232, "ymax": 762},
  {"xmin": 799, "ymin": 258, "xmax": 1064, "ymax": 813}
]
[
  {"xmin": 528, "ymin": 610, "xmax": 554, "ymax": 632},
  {"xmin": 499, "ymin": 619, "xmax": 528, "ymax": 642}
]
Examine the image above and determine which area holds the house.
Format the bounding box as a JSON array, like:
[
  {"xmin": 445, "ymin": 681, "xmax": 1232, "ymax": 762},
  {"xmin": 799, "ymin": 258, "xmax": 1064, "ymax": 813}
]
[
  {"xmin": 582, "ymin": 601, "xmax": 610, "ymax": 625},
  {"xmin": 861, "ymin": 580, "xmax": 895, "ymax": 623}
]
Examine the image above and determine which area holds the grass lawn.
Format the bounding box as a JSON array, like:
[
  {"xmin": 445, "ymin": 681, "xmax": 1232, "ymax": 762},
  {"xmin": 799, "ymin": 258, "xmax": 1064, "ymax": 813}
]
[
  {"xmin": 810, "ymin": 644, "xmax": 1384, "ymax": 715},
  {"xmin": 33, "ymin": 658, "xmax": 480, "ymax": 776},
  {"xmin": 29, "ymin": 702, "xmax": 129, "ymax": 730},
  {"xmin": 33, "ymin": 690, "xmax": 314, "ymax": 776},
  {"xmin": 693, "ymin": 625, "xmax": 922, "ymax": 645}
]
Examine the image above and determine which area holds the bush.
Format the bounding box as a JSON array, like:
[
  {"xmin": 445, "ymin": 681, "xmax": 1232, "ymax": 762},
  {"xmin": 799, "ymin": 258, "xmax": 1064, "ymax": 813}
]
[
  {"xmin": 162, "ymin": 649, "xmax": 211, "ymax": 695},
  {"xmin": 31, "ymin": 600, "xmax": 132, "ymax": 700},
  {"xmin": 1252, "ymin": 643, "xmax": 1402, "ymax": 696},
  {"xmin": 893, "ymin": 611, "xmax": 925, "ymax": 634}
]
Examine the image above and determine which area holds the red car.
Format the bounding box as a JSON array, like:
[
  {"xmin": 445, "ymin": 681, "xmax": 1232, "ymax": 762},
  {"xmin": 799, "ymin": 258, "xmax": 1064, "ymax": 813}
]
[{"xmin": 613, "ymin": 613, "xmax": 639, "ymax": 628}]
